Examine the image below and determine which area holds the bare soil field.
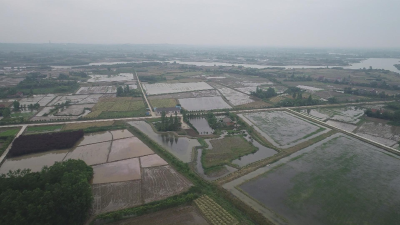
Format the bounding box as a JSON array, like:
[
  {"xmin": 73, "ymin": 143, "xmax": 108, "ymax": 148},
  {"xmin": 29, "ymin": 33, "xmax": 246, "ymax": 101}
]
[
  {"xmin": 92, "ymin": 158, "xmax": 141, "ymax": 184},
  {"xmin": 92, "ymin": 180, "xmax": 142, "ymax": 215},
  {"xmin": 108, "ymin": 137, "xmax": 154, "ymax": 162},
  {"xmin": 142, "ymin": 165, "xmax": 192, "ymax": 203},
  {"xmin": 108, "ymin": 205, "xmax": 209, "ymax": 225},
  {"xmin": 140, "ymin": 154, "xmax": 168, "ymax": 168}
]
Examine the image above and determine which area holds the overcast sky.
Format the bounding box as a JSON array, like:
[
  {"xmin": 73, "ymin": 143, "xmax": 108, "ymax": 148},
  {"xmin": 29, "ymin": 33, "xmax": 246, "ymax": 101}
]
[{"xmin": 1, "ymin": 0, "xmax": 399, "ymax": 48}]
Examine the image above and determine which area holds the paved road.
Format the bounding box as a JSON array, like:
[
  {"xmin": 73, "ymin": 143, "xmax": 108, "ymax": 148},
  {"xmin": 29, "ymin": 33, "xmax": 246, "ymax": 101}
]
[
  {"xmin": 0, "ymin": 100, "xmax": 392, "ymax": 129},
  {"xmin": 135, "ymin": 71, "xmax": 155, "ymax": 117}
]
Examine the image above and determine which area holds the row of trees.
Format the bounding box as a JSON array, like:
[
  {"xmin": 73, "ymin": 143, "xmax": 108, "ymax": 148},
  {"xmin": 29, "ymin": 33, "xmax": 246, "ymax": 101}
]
[
  {"xmin": 155, "ymin": 111, "xmax": 181, "ymax": 131},
  {"xmin": 116, "ymin": 85, "xmax": 141, "ymax": 97},
  {"xmin": 0, "ymin": 159, "xmax": 93, "ymax": 225},
  {"xmin": 250, "ymin": 87, "xmax": 277, "ymax": 99}
]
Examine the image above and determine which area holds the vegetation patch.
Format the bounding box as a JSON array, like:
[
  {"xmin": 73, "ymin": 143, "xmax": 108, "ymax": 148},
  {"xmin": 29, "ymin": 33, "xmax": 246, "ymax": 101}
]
[
  {"xmin": 202, "ymin": 136, "xmax": 257, "ymax": 170},
  {"xmin": 194, "ymin": 195, "xmax": 239, "ymax": 225},
  {"xmin": 0, "ymin": 159, "xmax": 93, "ymax": 225},
  {"xmin": 85, "ymin": 97, "xmax": 147, "ymax": 119},
  {"xmin": 63, "ymin": 121, "xmax": 114, "ymax": 130},
  {"xmin": 26, "ymin": 125, "xmax": 63, "ymax": 133},
  {"xmin": 150, "ymin": 98, "xmax": 177, "ymax": 108},
  {"xmin": 9, "ymin": 130, "xmax": 83, "ymax": 157}
]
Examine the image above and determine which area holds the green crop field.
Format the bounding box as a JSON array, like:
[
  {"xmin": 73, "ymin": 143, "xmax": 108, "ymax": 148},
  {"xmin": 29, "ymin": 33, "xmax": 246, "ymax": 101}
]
[
  {"xmin": 150, "ymin": 98, "xmax": 177, "ymax": 108},
  {"xmin": 202, "ymin": 136, "xmax": 256, "ymax": 169},
  {"xmin": 85, "ymin": 97, "xmax": 147, "ymax": 119}
]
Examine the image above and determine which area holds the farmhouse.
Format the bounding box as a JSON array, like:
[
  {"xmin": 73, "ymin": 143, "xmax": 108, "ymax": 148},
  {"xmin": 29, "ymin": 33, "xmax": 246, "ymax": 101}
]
[{"xmin": 154, "ymin": 106, "xmax": 181, "ymax": 115}]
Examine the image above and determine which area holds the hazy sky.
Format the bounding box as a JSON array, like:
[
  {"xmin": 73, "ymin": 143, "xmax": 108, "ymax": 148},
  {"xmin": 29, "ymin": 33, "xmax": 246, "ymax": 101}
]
[{"xmin": 1, "ymin": 0, "xmax": 399, "ymax": 48}]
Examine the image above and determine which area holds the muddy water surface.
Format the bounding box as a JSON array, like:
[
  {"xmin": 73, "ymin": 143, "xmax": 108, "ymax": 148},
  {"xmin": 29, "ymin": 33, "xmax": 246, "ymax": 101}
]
[
  {"xmin": 64, "ymin": 142, "xmax": 111, "ymax": 165},
  {"xmin": 0, "ymin": 150, "xmax": 69, "ymax": 174},
  {"xmin": 108, "ymin": 137, "xmax": 154, "ymax": 162},
  {"xmin": 128, "ymin": 121, "xmax": 200, "ymax": 163}
]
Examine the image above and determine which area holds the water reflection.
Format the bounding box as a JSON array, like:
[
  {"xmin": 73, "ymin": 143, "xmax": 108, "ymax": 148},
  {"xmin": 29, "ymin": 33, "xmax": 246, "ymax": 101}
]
[{"xmin": 128, "ymin": 121, "xmax": 200, "ymax": 163}]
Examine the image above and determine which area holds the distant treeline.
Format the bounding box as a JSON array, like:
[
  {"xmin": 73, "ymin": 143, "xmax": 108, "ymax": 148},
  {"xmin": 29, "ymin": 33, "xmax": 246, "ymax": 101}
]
[{"xmin": 9, "ymin": 130, "xmax": 83, "ymax": 157}]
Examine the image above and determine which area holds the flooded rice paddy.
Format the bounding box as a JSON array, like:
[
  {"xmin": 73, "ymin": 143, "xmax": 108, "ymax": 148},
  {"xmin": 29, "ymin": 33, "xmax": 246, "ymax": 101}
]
[
  {"xmin": 143, "ymin": 82, "xmax": 213, "ymax": 95},
  {"xmin": 0, "ymin": 150, "xmax": 69, "ymax": 174},
  {"xmin": 64, "ymin": 142, "xmax": 111, "ymax": 166},
  {"xmin": 92, "ymin": 158, "xmax": 141, "ymax": 184},
  {"xmin": 325, "ymin": 120, "xmax": 357, "ymax": 132},
  {"xmin": 108, "ymin": 137, "xmax": 154, "ymax": 162},
  {"xmin": 301, "ymin": 106, "xmax": 364, "ymax": 124},
  {"xmin": 77, "ymin": 131, "xmax": 112, "ymax": 146},
  {"xmin": 240, "ymin": 111, "xmax": 328, "ymax": 148},
  {"xmin": 217, "ymin": 87, "xmax": 254, "ymax": 106},
  {"xmin": 128, "ymin": 121, "xmax": 200, "ymax": 163},
  {"xmin": 179, "ymin": 96, "xmax": 232, "ymax": 111},
  {"xmin": 237, "ymin": 134, "xmax": 400, "ymax": 225},
  {"xmin": 188, "ymin": 117, "xmax": 214, "ymax": 134},
  {"xmin": 111, "ymin": 129, "xmax": 134, "ymax": 139}
]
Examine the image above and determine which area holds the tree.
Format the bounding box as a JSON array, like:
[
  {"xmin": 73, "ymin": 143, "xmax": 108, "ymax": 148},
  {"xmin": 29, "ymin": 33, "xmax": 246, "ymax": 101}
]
[
  {"xmin": 13, "ymin": 101, "xmax": 20, "ymax": 111},
  {"xmin": 116, "ymin": 86, "xmax": 124, "ymax": 97},
  {"xmin": 2, "ymin": 108, "xmax": 10, "ymax": 118}
]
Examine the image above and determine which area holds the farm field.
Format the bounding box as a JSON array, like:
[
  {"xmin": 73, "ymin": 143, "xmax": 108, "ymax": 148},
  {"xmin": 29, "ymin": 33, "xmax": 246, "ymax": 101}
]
[
  {"xmin": 189, "ymin": 117, "xmax": 214, "ymax": 134},
  {"xmin": 76, "ymin": 86, "xmax": 117, "ymax": 94},
  {"xmin": 0, "ymin": 150, "xmax": 69, "ymax": 174},
  {"xmin": 128, "ymin": 121, "xmax": 200, "ymax": 163},
  {"xmin": 203, "ymin": 136, "xmax": 257, "ymax": 168},
  {"xmin": 325, "ymin": 120, "xmax": 357, "ymax": 132},
  {"xmin": 85, "ymin": 97, "xmax": 146, "ymax": 118},
  {"xmin": 237, "ymin": 134, "xmax": 400, "ymax": 225},
  {"xmin": 87, "ymin": 73, "xmax": 135, "ymax": 82},
  {"xmin": 355, "ymin": 120, "xmax": 400, "ymax": 147},
  {"xmin": 110, "ymin": 129, "xmax": 134, "ymax": 139},
  {"xmin": 92, "ymin": 180, "xmax": 142, "ymax": 215},
  {"xmin": 142, "ymin": 165, "xmax": 192, "ymax": 203},
  {"xmin": 55, "ymin": 104, "xmax": 94, "ymax": 116},
  {"xmin": 108, "ymin": 137, "xmax": 154, "ymax": 162},
  {"xmin": 179, "ymin": 96, "xmax": 232, "ymax": 111},
  {"xmin": 77, "ymin": 131, "xmax": 113, "ymax": 146},
  {"xmin": 301, "ymin": 106, "xmax": 365, "ymax": 124},
  {"xmin": 148, "ymin": 89, "xmax": 221, "ymax": 100},
  {"xmin": 63, "ymin": 120, "xmax": 114, "ymax": 130},
  {"xmin": 64, "ymin": 142, "xmax": 111, "ymax": 166},
  {"xmin": 143, "ymin": 82, "xmax": 213, "ymax": 95},
  {"xmin": 92, "ymin": 158, "xmax": 141, "ymax": 184},
  {"xmin": 25, "ymin": 125, "xmax": 63, "ymax": 134},
  {"xmin": 140, "ymin": 154, "xmax": 168, "ymax": 168},
  {"xmin": 194, "ymin": 195, "xmax": 239, "ymax": 225},
  {"xmin": 217, "ymin": 87, "xmax": 254, "ymax": 106},
  {"xmin": 107, "ymin": 205, "xmax": 209, "ymax": 225},
  {"xmin": 240, "ymin": 111, "xmax": 328, "ymax": 148},
  {"xmin": 149, "ymin": 98, "xmax": 177, "ymax": 108}
]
